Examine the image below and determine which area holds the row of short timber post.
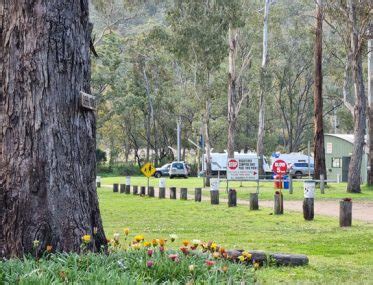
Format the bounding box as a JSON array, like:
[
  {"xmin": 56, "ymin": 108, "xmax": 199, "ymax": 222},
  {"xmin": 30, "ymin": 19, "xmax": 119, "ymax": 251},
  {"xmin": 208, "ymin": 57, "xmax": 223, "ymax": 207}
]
[
  {"xmin": 148, "ymin": 186, "xmax": 155, "ymax": 197},
  {"xmin": 250, "ymin": 193, "xmax": 259, "ymax": 210},
  {"xmin": 195, "ymin": 188, "xmax": 202, "ymax": 202},
  {"xmin": 180, "ymin": 188, "xmax": 188, "ymax": 200},
  {"xmin": 159, "ymin": 187, "xmax": 166, "ymax": 199},
  {"xmin": 120, "ymin": 184, "xmax": 125, "ymax": 193},
  {"xmin": 274, "ymin": 192, "xmax": 283, "ymax": 215},
  {"xmin": 113, "ymin": 183, "xmax": 119, "ymax": 193},
  {"xmin": 140, "ymin": 186, "xmax": 146, "ymax": 195},
  {"xmin": 170, "ymin": 187, "xmax": 177, "ymax": 199},
  {"xmin": 210, "ymin": 190, "xmax": 219, "ymax": 205},
  {"xmin": 228, "ymin": 189, "xmax": 236, "ymax": 207}
]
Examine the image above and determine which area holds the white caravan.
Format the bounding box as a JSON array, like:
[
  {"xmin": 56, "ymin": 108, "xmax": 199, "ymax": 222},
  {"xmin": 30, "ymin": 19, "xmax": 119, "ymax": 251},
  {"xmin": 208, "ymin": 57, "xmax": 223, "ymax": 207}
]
[{"xmin": 270, "ymin": 152, "xmax": 314, "ymax": 168}]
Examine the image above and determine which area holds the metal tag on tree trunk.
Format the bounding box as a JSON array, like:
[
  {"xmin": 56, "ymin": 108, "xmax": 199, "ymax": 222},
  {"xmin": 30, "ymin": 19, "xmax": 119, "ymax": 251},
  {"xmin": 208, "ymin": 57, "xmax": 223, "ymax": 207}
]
[{"xmin": 80, "ymin": 91, "xmax": 96, "ymax": 110}]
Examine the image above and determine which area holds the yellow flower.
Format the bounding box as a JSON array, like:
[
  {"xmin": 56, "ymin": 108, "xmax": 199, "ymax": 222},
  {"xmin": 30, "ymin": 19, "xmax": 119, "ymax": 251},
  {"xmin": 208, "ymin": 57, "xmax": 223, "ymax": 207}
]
[
  {"xmin": 238, "ymin": 255, "xmax": 245, "ymax": 262},
  {"xmin": 210, "ymin": 242, "xmax": 218, "ymax": 251},
  {"xmin": 82, "ymin": 234, "xmax": 91, "ymax": 244},
  {"xmin": 143, "ymin": 241, "xmax": 151, "ymax": 247},
  {"xmin": 182, "ymin": 240, "xmax": 190, "ymax": 246},
  {"xmin": 124, "ymin": 228, "xmax": 130, "ymax": 236},
  {"xmin": 134, "ymin": 235, "xmax": 144, "ymax": 242},
  {"xmin": 158, "ymin": 239, "xmax": 166, "ymax": 246},
  {"xmin": 46, "ymin": 245, "xmax": 53, "ymax": 252},
  {"xmin": 242, "ymin": 251, "xmax": 252, "ymax": 260},
  {"xmin": 254, "ymin": 262, "xmax": 260, "ymax": 270},
  {"xmin": 221, "ymin": 265, "xmax": 228, "ymax": 273},
  {"xmin": 152, "ymin": 239, "xmax": 158, "ymax": 246}
]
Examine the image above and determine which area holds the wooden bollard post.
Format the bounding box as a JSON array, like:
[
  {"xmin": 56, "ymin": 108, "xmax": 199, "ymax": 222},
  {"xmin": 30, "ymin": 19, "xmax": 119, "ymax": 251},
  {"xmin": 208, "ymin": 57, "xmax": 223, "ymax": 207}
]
[
  {"xmin": 228, "ymin": 189, "xmax": 237, "ymax": 207},
  {"xmin": 159, "ymin": 187, "xmax": 166, "ymax": 199},
  {"xmin": 320, "ymin": 174, "xmax": 325, "ymax": 194},
  {"xmin": 180, "ymin": 188, "xmax": 188, "ymax": 200},
  {"xmin": 125, "ymin": 177, "xmax": 131, "ymax": 194},
  {"xmin": 195, "ymin": 188, "xmax": 202, "ymax": 202},
  {"xmin": 289, "ymin": 175, "xmax": 293, "ymax": 194},
  {"xmin": 140, "ymin": 186, "xmax": 146, "ymax": 196},
  {"xmin": 249, "ymin": 193, "xmax": 259, "ymax": 210},
  {"xmin": 96, "ymin": 176, "xmax": 101, "ymax": 188},
  {"xmin": 303, "ymin": 180, "xmax": 315, "ymax": 221},
  {"xmin": 210, "ymin": 191, "xmax": 219, "ymax": 205},
  {"xmin": 340, "ymin": 199, "xmax": 352, "ymax": 227},
  {"xmin": 133, "ymin": 185, "xmax": 138, "ymax": 195},
  {"xmin": 148, "ymin": 186, "xmax": 155, "ymax": 197},
  {"xmin": 125, "ymin": 185, "xmax": 131, "ymax": 194},
  {"xmin": 274, "ymin": 192, "xmax": 282, "ymax": 215},
  {"xmin": 120, "ymin": 184, "xmax": 125, "ymax": 194},
  {"xmin": 170, "ymin": 187, "xmax": 177, "ymax": 199},
  {"xmin": 113, "ymin": 183, "xmax": 119, "ymax": 193}
]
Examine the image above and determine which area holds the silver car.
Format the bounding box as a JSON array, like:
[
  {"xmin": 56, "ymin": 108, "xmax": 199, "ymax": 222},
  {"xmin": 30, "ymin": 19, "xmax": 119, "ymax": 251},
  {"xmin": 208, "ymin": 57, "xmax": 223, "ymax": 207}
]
[
  {"xmin": 169, "ymin": 161, "xmax": 188, "ymax": 178},
  {"xmin": 289, "ymin": 163, "xmax": 314, "ymax": 179}
]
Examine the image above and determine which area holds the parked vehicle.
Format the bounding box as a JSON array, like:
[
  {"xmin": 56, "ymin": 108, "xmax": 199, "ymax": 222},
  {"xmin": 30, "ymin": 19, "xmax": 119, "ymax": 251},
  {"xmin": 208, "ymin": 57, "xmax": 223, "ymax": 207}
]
[
  {"xmin": 270, "ymin": 152, "xmax": 314, "ymax": 171},
  {"xmin": 153, "ymin": 163, "xmax": 171, "ymax": 178},
  {"xmin": 288, "ymin": 162, "xmax": 314, "ymax": 178},
  {"xmin": 169, "ymin": 161, "xmax": 189, "ymax": 178}
]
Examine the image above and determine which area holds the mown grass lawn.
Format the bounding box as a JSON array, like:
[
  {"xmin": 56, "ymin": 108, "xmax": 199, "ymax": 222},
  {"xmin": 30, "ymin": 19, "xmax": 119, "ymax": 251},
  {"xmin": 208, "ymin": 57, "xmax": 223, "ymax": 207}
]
[
  {"xmin": 100, "ymin": 176, "xmax": 373, "ymax": 201},
  {"xmin": 99, "ymin": 187, "xmax": 373, "ymax": 284}
]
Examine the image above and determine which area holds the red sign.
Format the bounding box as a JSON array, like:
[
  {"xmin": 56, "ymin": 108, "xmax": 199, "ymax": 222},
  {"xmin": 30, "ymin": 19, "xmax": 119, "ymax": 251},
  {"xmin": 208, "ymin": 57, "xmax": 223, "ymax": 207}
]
[
  {"xmin": 272, "ymin": 159, "xmax": 287, "ymax": 175},
  {"xmin": 227, "ymin": 159, "xmax": 239, "ymax": 171}
]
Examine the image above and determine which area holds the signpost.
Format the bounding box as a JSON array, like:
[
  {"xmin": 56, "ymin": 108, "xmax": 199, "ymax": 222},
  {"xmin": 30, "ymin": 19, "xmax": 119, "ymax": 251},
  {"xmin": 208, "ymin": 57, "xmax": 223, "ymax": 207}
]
[
  {"xmin": 141, "ymin": 162, "xmax": 156, "ymax": 193},
  {"xmin": 226, "ymin": 157, "xmax": 259, "ymax": 193},
  {"xmin": 272, "ymin": 159, "xmax": 287, "ymax": 175}
]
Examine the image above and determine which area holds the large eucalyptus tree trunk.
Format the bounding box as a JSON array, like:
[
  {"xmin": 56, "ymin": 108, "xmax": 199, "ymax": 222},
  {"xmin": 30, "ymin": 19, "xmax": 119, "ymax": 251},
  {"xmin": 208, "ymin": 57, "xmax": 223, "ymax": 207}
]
[
  {"xmin": 0, "ymin": 0, "xmax": 106, "ymax": 257},
  {"xmin": 227, "ymin": 26, "xmax": 238, "ymax": 159},
  {"xmin": 257, "ymin": 0, "xmax": 271, "ymax": 176},
  {"xmin": 347, "ymin": 0, "xmax": 366, "ymax": 193},
  {"xmin": 313, "ymin": 0, "xmax": 327, "ymax": 181},
  {"xmin": 367, "ymin": 28, "xmax": 373, "ymax": 185}
]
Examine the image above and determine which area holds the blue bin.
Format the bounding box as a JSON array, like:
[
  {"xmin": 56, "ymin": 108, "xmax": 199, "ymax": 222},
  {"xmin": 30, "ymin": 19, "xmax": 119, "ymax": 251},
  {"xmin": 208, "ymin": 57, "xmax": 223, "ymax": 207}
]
[{"xmin": 283, "ymin": 175, "xmax": 289, "ymax": 189}]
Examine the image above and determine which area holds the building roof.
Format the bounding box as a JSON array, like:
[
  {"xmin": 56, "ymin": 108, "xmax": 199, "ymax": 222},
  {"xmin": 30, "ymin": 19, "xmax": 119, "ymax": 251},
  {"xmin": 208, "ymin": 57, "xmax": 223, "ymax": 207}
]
[{"xmin": 325, "ymin": 134, "xmax": 355, "ymax": 144}]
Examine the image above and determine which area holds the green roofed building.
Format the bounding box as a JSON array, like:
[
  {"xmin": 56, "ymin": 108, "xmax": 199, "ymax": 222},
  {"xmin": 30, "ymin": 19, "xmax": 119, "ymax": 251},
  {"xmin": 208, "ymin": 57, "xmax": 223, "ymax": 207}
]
[{"xmin": 324, "ymin": 134, "xmax": 367, "ymax": 184}]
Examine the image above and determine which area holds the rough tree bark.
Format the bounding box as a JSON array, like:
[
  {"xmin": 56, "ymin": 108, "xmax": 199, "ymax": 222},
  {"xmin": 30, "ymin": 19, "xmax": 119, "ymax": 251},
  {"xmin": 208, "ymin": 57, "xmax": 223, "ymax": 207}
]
[
  {"xmin": 257, "ymin": 0, "xmax": 271, "ymax": 176},
  {"xmin": 313, "ymin": 0, "xmax": 327, "ymax": 181},
  {"xmin": 0, "ymin": 0, "xmax": 106, "ymax": 257},
  {"xmin": 227, "ymin": 26, "xmax": 238, "ymax": 159},
  {"xmin": 367, "ymin": 25, "xmax": 373, "ymax": 185},
  {"xmin": 347, "ymin": 0, "xmax": 367, "ymax": 193}
]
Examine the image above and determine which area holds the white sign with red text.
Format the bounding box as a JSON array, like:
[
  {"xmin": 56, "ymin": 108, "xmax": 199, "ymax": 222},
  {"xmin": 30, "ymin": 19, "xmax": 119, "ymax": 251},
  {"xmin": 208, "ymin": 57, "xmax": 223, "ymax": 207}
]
[{"xmin": 227, "ymin": 158, "xmax": 259, "ymax": 181}]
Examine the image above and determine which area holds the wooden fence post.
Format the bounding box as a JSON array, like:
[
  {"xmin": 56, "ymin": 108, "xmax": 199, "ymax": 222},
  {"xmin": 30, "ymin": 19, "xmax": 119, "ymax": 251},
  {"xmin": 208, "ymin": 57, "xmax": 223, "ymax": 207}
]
[
  {"xmin": 159, "ymin": 187, "xmax": 166, "ymax": 199},
  {"xmin": 140, "ymin": 186, "xmax": 146, "ymax": 196},
  {"xmin": 195, "ymin": 188, "xmax": 202, "ymax": 202},
  {"xmin": 274, "ymin": 192, "xmax": 282, "ymax": 215},
  {"xmin": 133, "ymin": 185, "xmax": 138, "ymax": 195},
  {"xmin": 210, "ymin": 191, "xmax": 219, "ymax": 205},
  {"xmin": 113, "ymin": 183, "xmax": 119, "ymax": 193},
  {"xmin": 303, "ymin": 181, "xmax": 315, "ymax": 220},
  {"xmin": 340, "ymin": 199, "xmax": 352, "ymax": 227},
  {"xmin": 125, "ymin": 185, "xmax": 131, "ymax": 194},
  {"xmin": 120, "ymin": 184, "xmax": 125, "ymax": 194},
  {"xmin": 180, "ymin": 188, "xmax": 188, "ymax": 200},
  {"xmin": 228, "ymin": 189, "xmax": 237, "ymax": 207},
  {"xmin": 320, "ymin": 174, "xmax": 325, "ymax": 194},
  {"xmin": 148, "ymin": 186, "xmax": 155, "ymax": 197},
  {"xmin": 170, "ymin": 187, "xmax": 177, "ymax": 199},
  {"xmin": 249, "ymin": 193, "xmax": 259, "ymax": 210}
]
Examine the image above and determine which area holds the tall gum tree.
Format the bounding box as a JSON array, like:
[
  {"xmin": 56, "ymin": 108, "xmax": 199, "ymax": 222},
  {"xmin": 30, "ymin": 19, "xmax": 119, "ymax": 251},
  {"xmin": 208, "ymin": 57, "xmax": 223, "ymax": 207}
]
[
  {"xmin": 313, "ymin": 0, "xmax": 327, "ymax": 181},
  {"xmin": 0, "ymin": 0, "xmax": 106, "ymax": 257}
]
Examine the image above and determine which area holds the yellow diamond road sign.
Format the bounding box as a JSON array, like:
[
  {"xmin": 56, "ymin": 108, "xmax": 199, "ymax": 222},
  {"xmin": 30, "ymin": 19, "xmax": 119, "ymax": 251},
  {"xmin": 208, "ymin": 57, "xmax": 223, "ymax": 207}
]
[{"xmin": 141, "ymin": 162, "xmax": 156, "ymax": 178}]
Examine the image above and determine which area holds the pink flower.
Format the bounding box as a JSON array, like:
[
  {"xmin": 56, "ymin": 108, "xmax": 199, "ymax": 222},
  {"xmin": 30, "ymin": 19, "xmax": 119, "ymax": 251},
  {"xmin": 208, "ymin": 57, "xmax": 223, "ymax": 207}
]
[
  {"xmin": 147, "ymin": 260, "xmax": 154, "ymax": 268},
  {"xmin": 168, "ymin": 254, "xmax": 179, "ymax": 261},
  {"xmin": 159, "ymin": 246, "xmax": 165, "ymax": 253},
  {"xmin": 147, "ymin": 249, "xmax": 153, "ymax": 257},
  {"xmin": 180, "ymin": 247, "xmax": 189, "ymax": 255},
  {"xmin": 205, "ymin": 260, "xmax": 215, "ymax": 267}
]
